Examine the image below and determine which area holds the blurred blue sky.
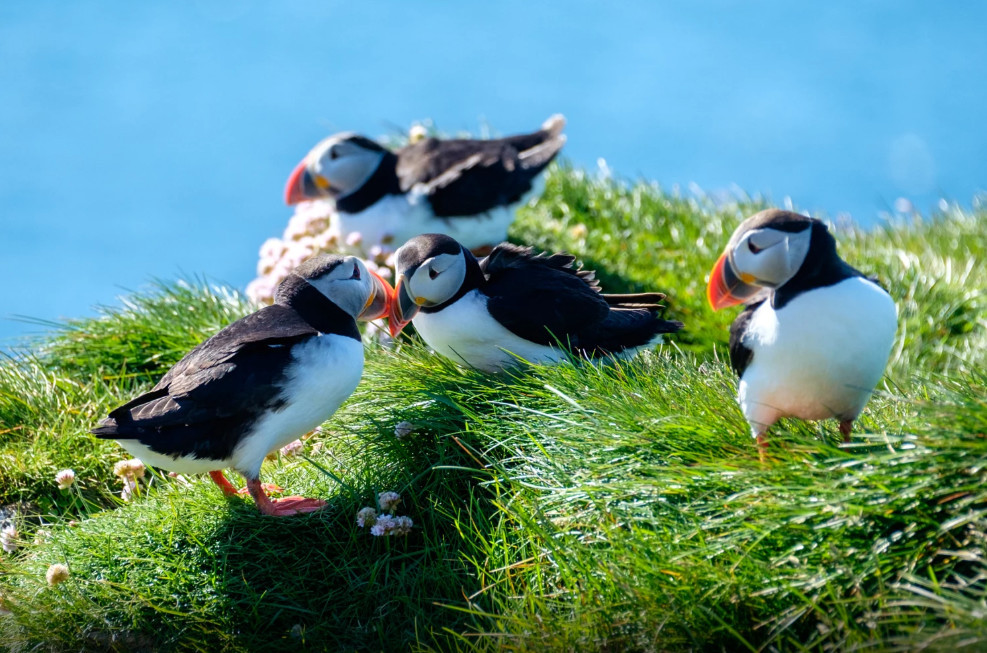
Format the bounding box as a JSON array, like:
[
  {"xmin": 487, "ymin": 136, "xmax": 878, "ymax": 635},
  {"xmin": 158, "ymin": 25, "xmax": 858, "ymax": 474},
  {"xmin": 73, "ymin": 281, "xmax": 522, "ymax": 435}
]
[{"xmin": 1, "ymin": 1, "xmax": 985, "ymax": 344}]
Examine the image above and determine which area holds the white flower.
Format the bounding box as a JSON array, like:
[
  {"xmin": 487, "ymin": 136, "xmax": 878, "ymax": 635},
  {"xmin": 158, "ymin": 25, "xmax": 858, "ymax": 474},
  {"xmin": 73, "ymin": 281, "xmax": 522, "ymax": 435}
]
[
  {"xmin": 378, "ymin": 491, "xmax": 402, "ymax": 513},
  {"xmin": 279, "ymin": 439, "xmax": 304, "ymax": 457},
  {"xmin": 284, "ymin": 242, "xmax": 315, "ymax": 268},
  {"xmin": 0, "ymin": 525, "xmax": 18, "ymax": 553},
  {"xmin": 394, "ymin": 421, "xmax": 415, "ymax": 439},
  {"xmin": 345, "ymin": 231, "xmax": 364, "ymax": 247},
  {"xmin": 33, "ymin": 529, "xmax": 53, "ymax": 545},
  {"xmin": 45, "ymin": 563, "xmax": 70, "ymax": 586},
  {"xmin": 356, "ymin": 507, "xmax": 378, "ymax": 528},
  {"xmin": 246, "ymin": 275, "xmax": 277, "ymax": 305},
  {"xmin": 370, "ymin": 515, "xmax": 413, "ymax": 537},
  {"xmin": 283, "ymin": 214, "xmax": 314, "ymax": 241},
  {"xmin": 313, "ymin": 229, "xmax": 340, "ymax": 251},
  {"xmin": 113, "ymin": 459, "xmax": 145, "ymax": 480},
  {"xmin": 259, "ymin": 237, "xmax": 287, "ymax": 260},
  {"xmin": 408, "ymin": 124, "xmax": 428, "ymax": 144},
  {"xmin": 257, "ymin": 254, "xmax": 279, "ymax": 276},
  {"xmin": 55, "ymin": 468, "xmax": 76, "ymax": 490},
  {"xmin": 120, "ymin": 476, "xmax": 137, "ymax": 502}
]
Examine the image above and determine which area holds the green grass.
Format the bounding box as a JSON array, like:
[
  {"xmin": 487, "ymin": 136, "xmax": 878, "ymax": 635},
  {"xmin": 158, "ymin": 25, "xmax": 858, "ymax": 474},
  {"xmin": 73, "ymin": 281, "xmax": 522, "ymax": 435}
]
[{"xmin": 1, "ymin": 165, "xmax": 986, "ymax": 651}]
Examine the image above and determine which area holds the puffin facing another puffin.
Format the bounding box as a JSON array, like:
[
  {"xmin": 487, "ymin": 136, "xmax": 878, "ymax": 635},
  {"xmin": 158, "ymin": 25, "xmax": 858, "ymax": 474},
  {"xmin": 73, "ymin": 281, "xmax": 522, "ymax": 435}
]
[
  {"xmin": 388, "ymin": 234, "xmax": 683, "ymax": 372},
  {"xmin": 284, "ymin": 115, "xmax": 567, "ymax": 253},
  {"xmin": 92, "ymin": 255, "xmax": 393, "ymax": 516},
  {"xmin": 707, "ymin": 209, "xmax": 897, "ymax": 450}
]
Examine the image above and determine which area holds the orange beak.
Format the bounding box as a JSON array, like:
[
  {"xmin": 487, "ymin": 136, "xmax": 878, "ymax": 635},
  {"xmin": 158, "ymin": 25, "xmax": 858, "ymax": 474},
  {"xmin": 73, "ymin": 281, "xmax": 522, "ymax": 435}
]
[
  {"xmin": 357, "ymin": 269, "xmax": 395, "ymax": 322},
  {"xmin": 387, "ymin": 274, "xmax": 421, "ymax": 338},
  {"xmin": 284, "ymin": 159, "xmax": 313, "ymax": 205},
  {"xmin": 707, "ymin": 252, "xmax": 761, "ymax": 310}
]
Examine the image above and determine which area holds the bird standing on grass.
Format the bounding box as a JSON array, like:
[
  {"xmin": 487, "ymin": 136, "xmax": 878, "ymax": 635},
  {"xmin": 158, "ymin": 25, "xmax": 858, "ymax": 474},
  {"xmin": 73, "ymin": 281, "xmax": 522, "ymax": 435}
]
[
  {"xmin": 707, "ymin": 209, "xmax": 897, "ymax": 450},
  {"xmin": 283, "ymin": 115, "xmax": 567, "ymax": 253},
  {"xmin": 92, "ymin": 255, "xmax": 393, "ymax": 516},
  {"xmin": 387, "ymin": 234, "xmax": 683, "ymax": 372}
]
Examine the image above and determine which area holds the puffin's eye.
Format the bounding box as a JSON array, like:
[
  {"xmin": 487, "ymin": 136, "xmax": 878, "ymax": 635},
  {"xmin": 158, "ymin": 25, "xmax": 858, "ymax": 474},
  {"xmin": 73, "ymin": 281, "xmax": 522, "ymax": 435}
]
[
  {"xmin": 748, "ymin": 240, "xmax": 764, "ymax": 254},
  {"xmin": 428, "ymin": 267, "xmax": 439, "ymax": 280},
  {"xmin": 329, "ymin": 147, "xmax": 339, "ymax": 161},
  {"xmin": 350, "ymin": 264, "xmax": 360, "ymax": 280}
]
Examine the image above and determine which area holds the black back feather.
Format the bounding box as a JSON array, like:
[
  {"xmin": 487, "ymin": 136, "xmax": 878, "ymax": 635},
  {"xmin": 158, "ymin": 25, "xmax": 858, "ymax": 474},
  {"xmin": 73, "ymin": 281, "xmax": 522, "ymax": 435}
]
[{"xmin": 480, "ymin": 243, "xmax": 682, "ymax": 355}]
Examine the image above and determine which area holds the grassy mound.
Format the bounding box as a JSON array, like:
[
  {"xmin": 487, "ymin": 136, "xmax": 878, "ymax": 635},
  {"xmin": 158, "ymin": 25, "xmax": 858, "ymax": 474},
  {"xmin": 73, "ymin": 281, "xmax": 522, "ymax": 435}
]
[{"xmin": 1, "ymin": 166, "xmax": 985, "ymax": 651}]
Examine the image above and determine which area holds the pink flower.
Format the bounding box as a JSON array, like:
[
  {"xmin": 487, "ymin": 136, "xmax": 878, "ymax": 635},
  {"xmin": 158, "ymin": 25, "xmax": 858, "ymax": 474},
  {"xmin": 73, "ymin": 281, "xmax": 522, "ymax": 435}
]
[
  {"xmin": 55, "ymin": 468, "xmax": 76, "ymax": 490},
  {"xmin": 279, "ymin": 439, "xmax": 304, "ymax": 457},
  {"xmin": 378, "ymin": 491, "xmax": 402, "ymax": 513},
  {"xmin": 370, "ymin": 515, "xmax": 413, "ymax": 537},
  {"xmin": 259, "ymin": 237, "xmax": 286, "ymax": 260},
  {"xmin": 113, "ymin": 459, "xmax": 145, "ymax": 480},
  {"xmin": 356, "ymin": 507, "xmax": 378, "ymax": 528},
  {"xmin": 45, "ymin": 563, "xmax": 70, "ymax": 586}
]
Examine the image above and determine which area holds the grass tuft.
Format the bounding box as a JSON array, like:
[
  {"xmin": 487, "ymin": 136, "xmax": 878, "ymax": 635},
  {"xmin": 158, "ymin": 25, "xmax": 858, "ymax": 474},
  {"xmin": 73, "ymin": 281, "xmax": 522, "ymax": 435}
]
[{"xmin": 2, "ymin": 166, "xmax": 986, "ymax": 651}]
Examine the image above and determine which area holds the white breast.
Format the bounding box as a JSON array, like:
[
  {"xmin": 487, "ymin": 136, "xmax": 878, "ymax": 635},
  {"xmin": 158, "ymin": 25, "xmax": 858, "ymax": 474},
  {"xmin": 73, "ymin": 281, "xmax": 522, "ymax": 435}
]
[
  {"xmin": 230, "ymin": 334, "xmax": 364, "ymax": 477},
  {"xmin": 413, "ymin": 290, "xmax": 564, "ymax": 373},
  {"xmin": 738, "ymin": 277, "xmax": 897, "ymax": 435},
  {"xmin": 336, "ymin": 190, "xmax": 515, "ymax": 251}
]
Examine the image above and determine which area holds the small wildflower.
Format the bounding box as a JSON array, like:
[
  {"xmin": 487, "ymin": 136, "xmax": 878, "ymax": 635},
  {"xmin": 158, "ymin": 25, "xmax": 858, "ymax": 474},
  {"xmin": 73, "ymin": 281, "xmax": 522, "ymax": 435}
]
[
  {"xmin": 394, "ymin": 421, "xmax": 415, "ymax": 439},
  {"xmin": 408, "ymin": 124, "xmax": 428, "ymax": 144},
  {"xmin": 259, "ymin": 237, "xmax": 287, "ymax": 260},
  {"xmin": 345, "ymin": 231, "xmax": 364, "ymax": 247},
  {"xmin": 280, "ymin": 439, "xmax": 304, "ymax": 457},
  {"xmin": 378, "ymin": 491, "xmax": 402, "ymax": 514},
  {"xmin": 0, "ymin": 525, "xmax": 18, "ymax": 553},
  {"xmin": 45, "ymin": 563, "xmax": 70, "ymax": 586},
  {"xmin": 370, "ymin": 515, "xmax": 413, "ymax": 537},
  {"xmin": 355, "ymin": 507, "xmax": 377, "ymax": 528},
  {"xmin": 121, "ymin": 476, "xmax": 139, "ymax": 502},
  {"xmin": 33, "ymin": 529, "xmax": 53, "ymax": 545},
  {"xmin": 113, "ymin": 459, "xmax": 145, "ymax": 480},
  {"xmin": 67, "ymin": 520, "xmax": 79, "ymax": 528},
  {"xmin": 55, "ymin": 468, "xmax": 76, "ymax": 490},
  {"xmin": 894, "ymin": 197, "xmax": 914, "ymax": 214},
  {"xmin": 569, "ymin": 223, "xmax": 589, "ymax": 239},
  {"xmin": 246, "ymin": 275, "xmax": 277, "ymax": 305}
]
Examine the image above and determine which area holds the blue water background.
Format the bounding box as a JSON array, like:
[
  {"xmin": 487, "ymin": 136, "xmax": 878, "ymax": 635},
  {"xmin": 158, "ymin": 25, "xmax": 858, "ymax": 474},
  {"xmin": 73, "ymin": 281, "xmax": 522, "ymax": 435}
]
[{"xmin": 1, "ymin": 1, "xmax": 984, "ymax": 344}]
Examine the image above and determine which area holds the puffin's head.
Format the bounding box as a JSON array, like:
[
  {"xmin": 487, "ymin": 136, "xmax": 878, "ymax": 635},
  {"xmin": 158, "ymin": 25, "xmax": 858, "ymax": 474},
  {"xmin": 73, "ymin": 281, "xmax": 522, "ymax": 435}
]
[
  {"xmin": 707, "ymin": 209, "xmax": 820, "ymax": 310},
  {"xmin": 388, "ymin": 234, "xmax": 468, "ymax": 337},
  {"xmin": 284, "ymin": 133, "xmax": 390, "ymax": 205},
  {"xmin": 276, "ymin": 254, "xmax": 394, "ymax": 321}
]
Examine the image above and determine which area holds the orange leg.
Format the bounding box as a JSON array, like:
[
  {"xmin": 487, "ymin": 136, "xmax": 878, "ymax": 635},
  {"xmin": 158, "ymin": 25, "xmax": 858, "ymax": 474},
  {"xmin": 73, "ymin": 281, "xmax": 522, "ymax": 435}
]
[
  {"xmin": 245, "ymin": 478, "xmax": 326, "ymax": 517},
  {"xmin": 756, "ymin": 433, "xmax": 769, "ymax": 463},
  {"xmin": 209, "ymin": 471, "xmax": 240, "ymax": 497},
  {"xmin": 839, "ymin": 419, "xmax": 853, "ymax": 443}
]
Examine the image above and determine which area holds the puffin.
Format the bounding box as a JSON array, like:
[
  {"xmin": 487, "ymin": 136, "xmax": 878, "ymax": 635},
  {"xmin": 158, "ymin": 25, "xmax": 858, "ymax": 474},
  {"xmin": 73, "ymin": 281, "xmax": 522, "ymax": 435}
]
[
  {"xmin": 707, "ymin": 209, "xmax": 897, "ymax": 450},
  {"xmin": 283, "ymin": 115, "xmax": 567, "ymax": 252},
  {"xmin": 92, "ymin": 255, "xmax": 393, "ymax": 516},
  {"xmin": 386, "ymin": 234, "xmax": 683, "ymax": 372}
]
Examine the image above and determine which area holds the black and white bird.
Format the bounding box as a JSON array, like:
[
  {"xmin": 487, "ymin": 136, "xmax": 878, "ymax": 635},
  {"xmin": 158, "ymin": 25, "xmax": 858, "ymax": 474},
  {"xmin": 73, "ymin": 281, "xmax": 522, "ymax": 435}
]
[
  {"xmin": 707, "ymin": 209, "xmax": 897, "ymax": 449},
  {"xmin": 92, "ymin": 255, "xmax": 393, "ymax": 516},
  {"xmin": 283, "ymin": 115, "xmax": 567, "ymax": 252},
  {"xmin": 386, "ymin": 234, "xmax": 683, "ymax": 372}
]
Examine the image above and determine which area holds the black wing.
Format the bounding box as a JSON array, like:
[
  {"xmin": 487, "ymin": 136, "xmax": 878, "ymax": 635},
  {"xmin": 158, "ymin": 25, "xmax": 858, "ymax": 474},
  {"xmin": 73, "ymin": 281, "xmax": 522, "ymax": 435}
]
[
  {"xmin": 479, "ymin": 243, "xmax": 611, "ymax": 346},
  {"xmin": 728, "ymin": 301, "xmax": 763, "ymax": 378},
  {"xmin": 91, "ymin": 305, "xmax": 318, "ymax": 461},
  {"xmin": 395, "ymin": 118, "xmax": 565, "ymax": 218}
]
